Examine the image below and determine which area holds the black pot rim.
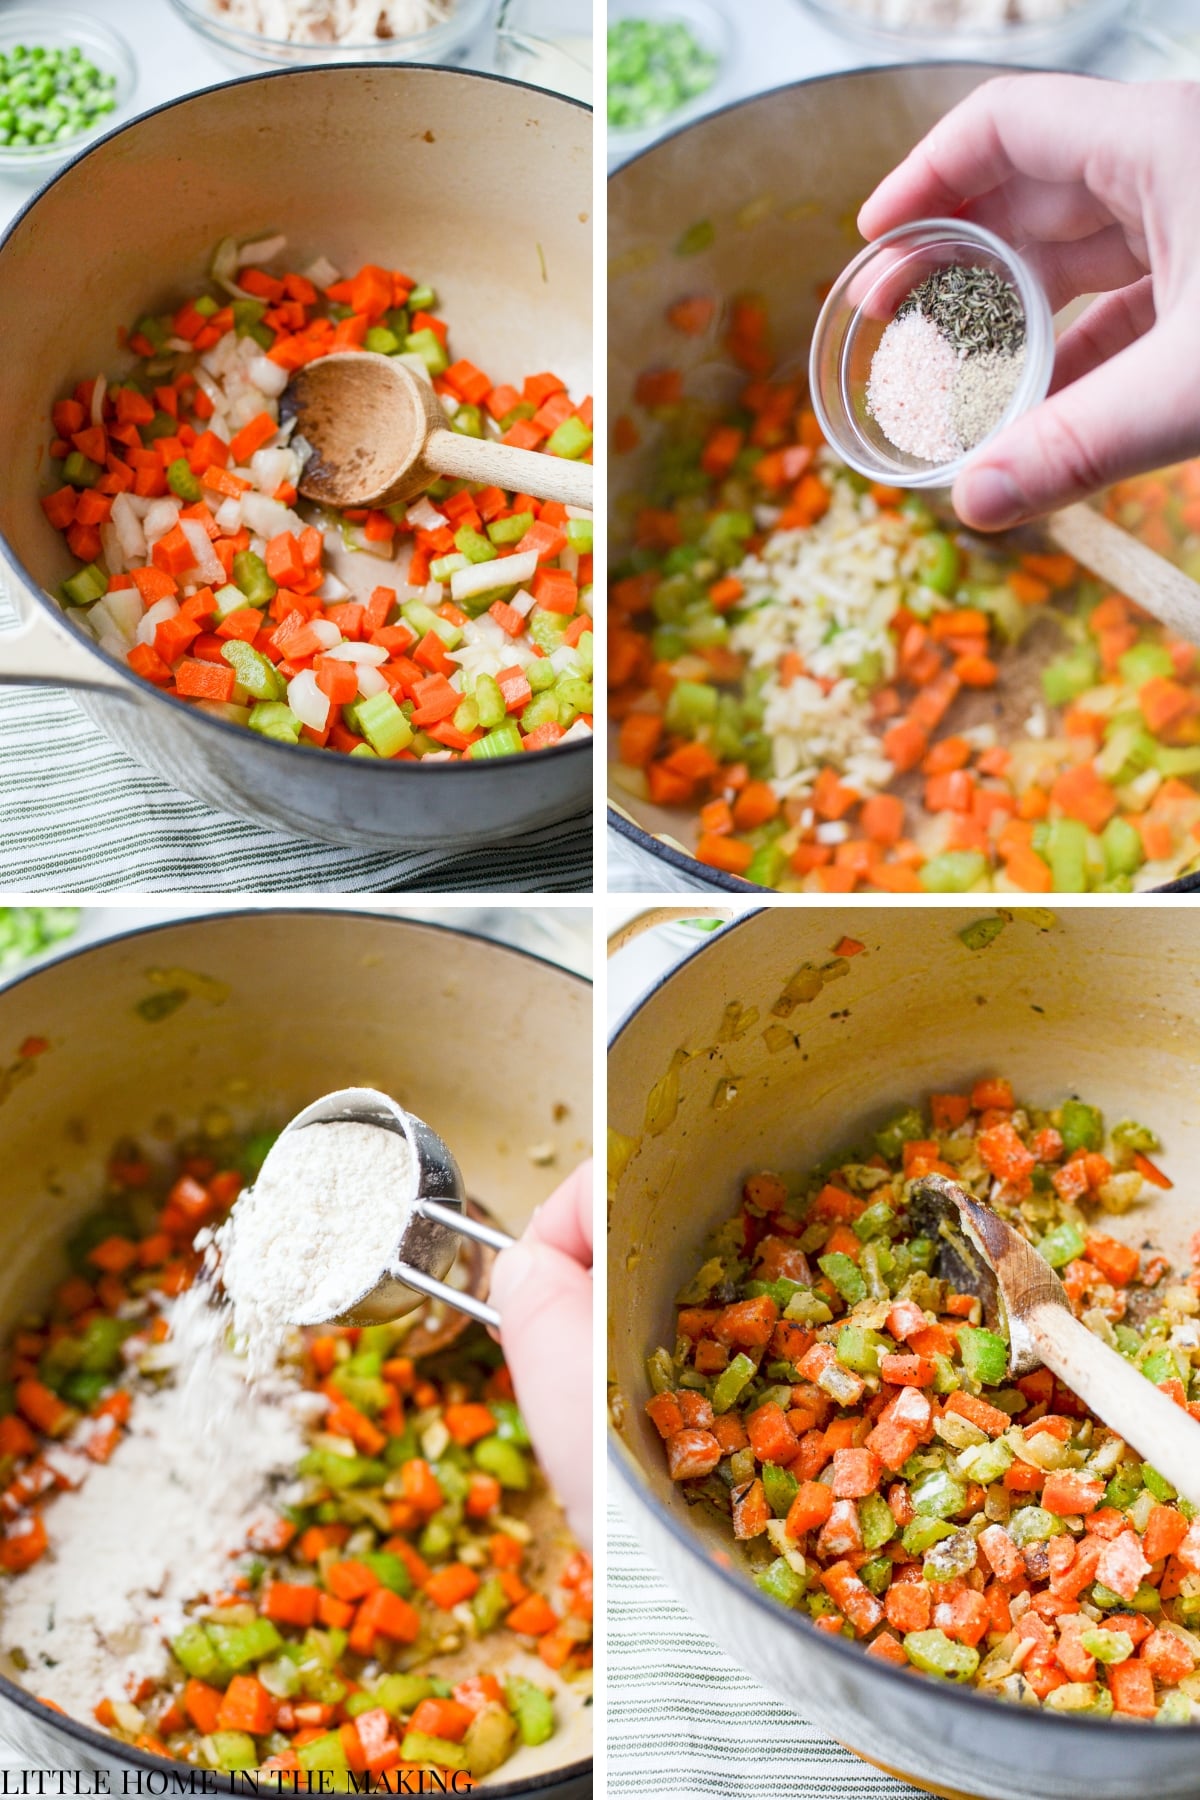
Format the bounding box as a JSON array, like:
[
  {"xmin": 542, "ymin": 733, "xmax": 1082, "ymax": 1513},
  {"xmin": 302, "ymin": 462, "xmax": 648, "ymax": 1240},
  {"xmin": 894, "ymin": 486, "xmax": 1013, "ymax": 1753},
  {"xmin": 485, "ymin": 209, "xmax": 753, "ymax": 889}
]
[
  {"xmin": 0, "ymin": 59, "xmax": 592, "ymax": 783},
  {"xmin": 606, "ymin": 59, "xmax": 1200, "ymax": 896},
  {"xmin": 607, "ymin": 907, "xmax": 1200, "ymax": 1743},
  {"xmin": 0, "ymin": 906, "xmax": 592, "ymax": 1795}
]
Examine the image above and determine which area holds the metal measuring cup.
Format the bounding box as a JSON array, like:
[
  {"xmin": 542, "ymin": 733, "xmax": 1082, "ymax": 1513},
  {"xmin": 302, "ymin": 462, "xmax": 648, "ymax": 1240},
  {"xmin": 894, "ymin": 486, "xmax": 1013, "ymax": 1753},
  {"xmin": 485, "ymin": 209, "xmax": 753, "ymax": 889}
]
[{"xmin": 273, "ymin": 1087, "xmax": 514, "ymax": 1330}]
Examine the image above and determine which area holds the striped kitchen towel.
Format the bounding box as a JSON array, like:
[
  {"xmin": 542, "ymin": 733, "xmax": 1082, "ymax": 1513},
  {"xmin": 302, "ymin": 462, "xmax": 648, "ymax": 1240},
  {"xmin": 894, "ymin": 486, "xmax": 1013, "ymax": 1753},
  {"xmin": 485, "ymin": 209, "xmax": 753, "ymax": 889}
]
[
  {"xmin": 606, "ymin": 1502, "xmax": 926, "ymax": 1800},
  {"xmin": 0, "ymin": 599, "xmax": 590, "ymax": 894}
]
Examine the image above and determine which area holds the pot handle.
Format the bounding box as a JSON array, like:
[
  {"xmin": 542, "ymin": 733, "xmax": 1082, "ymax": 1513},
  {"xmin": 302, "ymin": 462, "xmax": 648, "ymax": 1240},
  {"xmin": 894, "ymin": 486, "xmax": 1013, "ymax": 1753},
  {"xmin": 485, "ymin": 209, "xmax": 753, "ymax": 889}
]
[
  {"xmin": 606, "ymin": 905, "xmax": 735, "ymax": 958},
  {"xmin": 0, "ymin": 588, "xmax": 129, "ymax": 695}
]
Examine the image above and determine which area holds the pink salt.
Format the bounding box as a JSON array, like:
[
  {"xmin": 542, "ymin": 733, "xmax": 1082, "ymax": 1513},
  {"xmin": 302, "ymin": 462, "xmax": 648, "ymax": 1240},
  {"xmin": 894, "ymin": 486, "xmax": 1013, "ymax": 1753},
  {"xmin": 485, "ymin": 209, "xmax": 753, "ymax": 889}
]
[{"xmin": 866, "ymin": 310, "xmax": 964, "ymax": 465}]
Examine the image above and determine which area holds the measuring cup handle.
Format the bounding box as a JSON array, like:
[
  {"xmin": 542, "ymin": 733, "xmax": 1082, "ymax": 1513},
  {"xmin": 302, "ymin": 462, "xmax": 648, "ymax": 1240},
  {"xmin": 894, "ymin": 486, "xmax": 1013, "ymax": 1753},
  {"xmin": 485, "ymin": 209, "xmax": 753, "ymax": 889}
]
[{"xmin": 417, "ymin": 1199, "xmax": 515, "ymax": 1255}]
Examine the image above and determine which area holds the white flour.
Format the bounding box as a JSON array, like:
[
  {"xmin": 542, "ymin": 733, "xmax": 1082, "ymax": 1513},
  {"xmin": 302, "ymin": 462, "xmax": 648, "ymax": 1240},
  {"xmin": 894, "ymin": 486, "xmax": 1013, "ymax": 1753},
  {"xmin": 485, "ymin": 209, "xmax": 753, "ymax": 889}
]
[
  {"xmin": 1, "ymin": 1287, "xmax": 310, "ymax": 1720},
  {"xmin": 218, "ymin": 1118, "xmax": 413, "ymax": 1378}
]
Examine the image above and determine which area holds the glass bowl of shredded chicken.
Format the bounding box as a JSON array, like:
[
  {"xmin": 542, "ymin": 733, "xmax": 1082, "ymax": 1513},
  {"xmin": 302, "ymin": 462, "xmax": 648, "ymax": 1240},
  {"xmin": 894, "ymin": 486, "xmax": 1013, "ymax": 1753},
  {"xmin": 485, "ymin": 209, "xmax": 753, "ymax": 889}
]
[
  {"xmin": 166, "ymin": 0, "xmax": 495, "ymax": 69},
  {"xmin": 797, "ymin": 0, "xmax": 1132, "ymax": 64}
]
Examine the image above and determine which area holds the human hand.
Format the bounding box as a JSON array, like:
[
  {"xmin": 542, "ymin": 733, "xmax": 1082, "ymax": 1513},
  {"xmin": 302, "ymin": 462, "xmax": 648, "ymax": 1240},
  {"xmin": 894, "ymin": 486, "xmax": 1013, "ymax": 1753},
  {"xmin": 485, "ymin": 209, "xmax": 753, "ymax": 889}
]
[
  {"xmin": 489, "ymin": 1161, "xmax": 592, "ymax": 1550},
  {"xmin": 858, "ymin": 76, "xmax": 1200, "ymax": 530}
]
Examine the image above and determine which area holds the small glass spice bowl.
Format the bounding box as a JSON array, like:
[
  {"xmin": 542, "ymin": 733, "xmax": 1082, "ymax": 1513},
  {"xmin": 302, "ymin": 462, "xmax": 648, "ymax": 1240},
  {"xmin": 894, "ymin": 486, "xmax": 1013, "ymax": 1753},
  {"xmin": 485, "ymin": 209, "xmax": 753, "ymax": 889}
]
[
  {"xmin": 809, "ymin": 217, "xmax": 1054, "ymax": 490},
  {"xmin": 0, "ymin": 9, "xmax": 136, "ymax": 180}
]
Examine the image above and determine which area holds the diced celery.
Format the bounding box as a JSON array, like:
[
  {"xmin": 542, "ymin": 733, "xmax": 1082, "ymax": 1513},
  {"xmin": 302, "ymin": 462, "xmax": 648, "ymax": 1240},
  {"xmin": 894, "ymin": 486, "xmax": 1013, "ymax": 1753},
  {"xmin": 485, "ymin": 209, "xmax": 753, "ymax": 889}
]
[
  {"xmin": 902, "ymin": 1517, "xmax": 955, "ymax": 1556},
  {"xmin": 474, "ymin": 673, "xmax": 506, "ymax": 730},
  {"xmin": 206, "ymin": 1617, "xmax": 282, "ymax": 1673},
  {"xmin": 1007, "ymin": 1506, "xmax": 1065, "ymax": 1545},
  {"xmin": 232, "ymin": 551, "xmax": 276, "ymax": 607},
  {"xmin": 1037, "ymin": 1221, "xmax": 1087, "ymax": 1269},
  {"xmin": 903, "ymin": 1629, "xmax": 979, "ymax": 1681},
  {"xmin": 854, "ymin": 1199, "xmax": 897, "ymax": 1242},
  {"xmin": 859, "ymin": 1491, "xmax": 896, "ymax": 1551},
  {"xmin": 472, "ymin": 1572, "xmax": 508, "ymax": 1633},
  {"xmin": 369, "ymin": 1673, "xmax": 437, "ymax": 1717},
  {"xmin": 1141, "ymin": 1463, "xmax": 1177, "ymax": 1503},
  {"xmin": 172, "ymin": 1623, "xmax": 222, "ymax": 1682},
  {"xmin": 488, "ymin": 511, "xmax": 534, "ymax": 546},
  {"xmin": 910, "ymin": 1468, "xmax": 967, "ymax": 1519},
  {"xmin": 711, "ymin": 1351, "xmax": 756, "ymax": 1414},
  {"xmin": 296, "ymin": 1730, "xmax": 349, "ymax": 1772},
  {"xmin": 762, "ymin": 1461, "xmax": 799, "ymax": 1519},
  {"xmin": 62, "ymin": 451, "xmax": 102, "ymax": 488},
  {"xmin": 61, "ymin": 562, "xmax": 108, "ymax": 606},
  {"xmin": 566, "ymin": 516, "xmax": 594, "ymax": 550},
  {"xmin": 359, "ymin": 1551, "xmax": 413, "ymax": 1595},
  {"xmin": 546, "ymin": 416, "xmax": 592, "ymax": 460},
  {"xmin": 1102, "ymin": 815, "xmax": 1144, "ymax": 880},
  {"xmin": 209, "ymin": 1731, "xmax": 258, "ymax": 1772},
  {"xmin": 835, "ymin": 1323, "xmax": 890, "ymax": 1375},
  {"xmin": 755, "ymin": 1557, "xmax": 808, "ymax": 1607},
  {"xmin": 221, "ymin": 641, "xmax": 285, "ymax": 702},
  {"xmin": 213, "ymin": 582, "xmax": 250, "ymax": 619},
  {"xmin": 1042, "ymin": 646, "xmax": 1098, "ymax": 706},
  {"xmin": 665, "ymin": 679, "xmax": 718, "ymax": 735},
  {"xmin": 467, "ymin": 723, "xmax": 523, "ymax": 760},
  {"xmin": 505, "ymin": 1676, "xmax": 555, "ymax": 1747},
  {"xmin": 818, "ymin": 1252, "xmax": 866, "ymax": 1307},
  {"xmin": 405, "ymin": 328, "xmax": 448, "ymax": 377},
  {"xmin": 430, "ymin": 552, "xmax": 469, "ymax": 582},
  {"xmin": 355, "ymin": 691, "xmax": 413, "ymax": 758},
  {"xmin": 1118, "ymin": 642, "xmax": 1174, "ymax": 687},
  {"xmin": 875, "ymin": 1108, "xmax": 926, "ymax": 1159},
  {"xmin": 1080, "ymin": 1627, "xmax": 1134, "ymax": 1664},
  {"xmin": 408, "ymin": 285, "xmax": 436, "ymax": 311},
  {"xmin": 248, "ymin": 701, "xmax": 301, "ymax": 743},
  {"xmin": 455, "ymin": 526, "xmax": 497, "ymax": 565},
  {"xmin": 167, "ymin": 457, "xmax": 202, "ymax": 502},
  {"xmin": 920, "ymin": 851, "xmax": 989, "ymax": 892},
  {"xmin": 1060, "ymin": 1100, "xmax": 1104, "ymax": 1153},
  {"xmin": 474, "ymin": 1434, "xmax": 529, "ymax": 1489},
  {"xmin": 1112, "ymin": 1120, "xmax": 1160, "ymax": 1154},
  {"xmin": 555, "ymin": 678, "xmax": 593, "ymax": 725},
  {"xmin": 364, "ymin": 325, "xmax": 400, "ymax": 355}
]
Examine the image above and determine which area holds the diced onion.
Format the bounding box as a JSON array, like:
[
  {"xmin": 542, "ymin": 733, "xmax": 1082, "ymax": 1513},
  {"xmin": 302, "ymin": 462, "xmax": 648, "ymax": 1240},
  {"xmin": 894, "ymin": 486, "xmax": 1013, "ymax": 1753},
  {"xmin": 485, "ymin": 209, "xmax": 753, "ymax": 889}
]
[
  {"xmin": 102, "ymin": 586, "xmax": 143, "ymax": 641},
  {"xmin": 111, "ymin": 493, "xmax": 147, "ymax": 561},
  {"xmin": 248, "ymin": 355, "xmax": 289, "ymax": 400},
  {"xmin": 559, "ymin": 719, "xmax": 592, "ymax": 743},
  {"xmin": 90, "ymin": 373, "xmax": 106, "ymax": 429},
  {"xmin": 214, "ymin": 497, "xmax": 243, "ymax": 534},
  {"xmin": 324, "ymin": 642, "xmax": 388, "ymax": 665},
  {"xmin": 303, "ymin": 255, "xmax": 341, "ymax": 291},
  {"xmin": 451, "ymin": 551, "xmax": 537, "ymax": 605},
  {"xmin": 509, "ymin": 587, "xmax": 537, "ymax": 618},
  {"xmin": 286, "ymin": 669, "xmax": 330, "ymax": 732},
  {"xmin": 549, "ymin": 645, "xmax": 579, "ymax": 674},
  {"xmin": 565, "ymin": 505, "xmax": 592, "ymax": 520},
  {"xmin": 142, "ymin": 498, "xmax": 183, "ymax": 546},
  {"xmin": 406, "ymin": 497, "xmax": 448, "ymax": 532},
  {"xmin": 316, "ymin": 571, "xmax": 350, "ymax": 602},
  {"xmin": 356, "ymin": 665, "xmax": 388, "ymax": 699},
  {"xmin": 250, "ymin": 446, "xmax": 297, "ymax": 495},
  {"xmin": 101, "ymin": 523, "xmax": 131, "ymax": 578},
  {"xmin": 179, "ymin": 518, "xmax": 225, "ymax": 586},
  {"xmin": 137, "ymin": 597, "xmax": 179, "ymax": 646},
  {"xmin": 241, "ymin": 492, "xmax": 302, "ymax": 540},
  {"xmin": 237, "ymin": 234, "xmax": 287, "ymax": 268},
  {"xmin": 307, "ymin": 620, "xmax": 342, "ymax": 652}
]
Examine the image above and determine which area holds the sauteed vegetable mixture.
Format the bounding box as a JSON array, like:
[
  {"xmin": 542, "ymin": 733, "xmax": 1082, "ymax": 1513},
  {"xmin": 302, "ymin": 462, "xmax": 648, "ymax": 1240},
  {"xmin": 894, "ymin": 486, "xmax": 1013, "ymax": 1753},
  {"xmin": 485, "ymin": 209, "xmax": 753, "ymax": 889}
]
[
  {"xmin": 0, "ymin": 1132, "xmax": 590, "ymax": 1778},
  {"xmin": 610, "ymin": 295, "xmax": 1200, "ymax": 888},
  {"xmin": 647, "ymin": 1076, "xmax": 1200, "ymax": 1718},
  {"xmin": 42, "ymin": 236, "xmax": 593, "ymax": 761}
]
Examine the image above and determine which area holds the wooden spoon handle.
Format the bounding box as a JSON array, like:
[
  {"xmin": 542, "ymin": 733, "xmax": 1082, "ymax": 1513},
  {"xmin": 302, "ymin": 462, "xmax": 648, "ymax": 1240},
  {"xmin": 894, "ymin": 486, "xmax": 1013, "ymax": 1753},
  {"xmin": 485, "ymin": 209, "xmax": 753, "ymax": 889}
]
[
  {"xmin": 1046, "ymin": 502, "xmax": 1200, "ymax": 647},
  {"xmin": 426, "ymin": 427, "xmax": 593, "ymax": 511},
  {"xmin": 1027, "ymin": 1301, "xmax": 1200, "ymax": 1508}
]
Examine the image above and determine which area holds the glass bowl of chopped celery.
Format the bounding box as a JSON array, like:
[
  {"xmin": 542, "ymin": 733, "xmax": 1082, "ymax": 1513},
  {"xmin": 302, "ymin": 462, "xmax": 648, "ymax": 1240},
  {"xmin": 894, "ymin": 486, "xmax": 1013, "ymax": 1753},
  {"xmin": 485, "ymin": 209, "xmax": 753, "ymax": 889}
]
[
  {"xmin": 608, "ymin": 0, "xmax": 732, "ymax": 156},
  {"xmin": 166, "ymin": 0, "xmax": 495, "ymax": 71},
  {"xmin": 0, "ymin": 10, "xmax": 135, "ymax": 179}
]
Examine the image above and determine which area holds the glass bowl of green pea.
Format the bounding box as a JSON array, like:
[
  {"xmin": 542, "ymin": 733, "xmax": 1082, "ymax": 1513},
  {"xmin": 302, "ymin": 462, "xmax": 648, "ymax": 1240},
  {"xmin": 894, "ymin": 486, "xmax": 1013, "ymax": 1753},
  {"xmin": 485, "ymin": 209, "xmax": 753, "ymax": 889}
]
[
  {"xmin": 0, "ymin": 11, "xmax": 135, "ymax": 177},
  {"xmin": 608, "ymin": 0, "xmax": 732, "ymax": 159}
]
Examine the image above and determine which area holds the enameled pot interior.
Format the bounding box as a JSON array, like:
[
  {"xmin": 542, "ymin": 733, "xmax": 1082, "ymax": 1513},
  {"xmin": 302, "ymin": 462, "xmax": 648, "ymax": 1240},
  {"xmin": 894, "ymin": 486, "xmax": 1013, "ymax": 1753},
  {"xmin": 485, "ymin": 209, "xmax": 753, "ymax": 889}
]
[
  {"xmin": 609, "ymin": 904, "xmax": 1199, "ymax": 1605},
  {"xmin": 0, "ymin": 912, "xmax": 592, "ymax": 1786},
  {"xmin": 0, "ymin": 64, "xmax": 591, "ymax": 628}
]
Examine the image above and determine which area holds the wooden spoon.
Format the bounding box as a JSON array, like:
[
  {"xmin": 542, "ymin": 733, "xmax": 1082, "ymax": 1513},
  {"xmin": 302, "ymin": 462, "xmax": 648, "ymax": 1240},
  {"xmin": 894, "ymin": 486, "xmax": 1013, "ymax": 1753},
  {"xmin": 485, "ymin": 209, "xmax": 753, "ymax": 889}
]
[
  {"xmin": 1043, "ymin": 502, "xmax": 1200, "ymax": 649},
  {"xmin": 283, "ymin": 351, "xmax": 593, "ymax": 512},
  {"xmin": 911, "ymin": 1172, "xmax": 1200, "ymax": 1508}
]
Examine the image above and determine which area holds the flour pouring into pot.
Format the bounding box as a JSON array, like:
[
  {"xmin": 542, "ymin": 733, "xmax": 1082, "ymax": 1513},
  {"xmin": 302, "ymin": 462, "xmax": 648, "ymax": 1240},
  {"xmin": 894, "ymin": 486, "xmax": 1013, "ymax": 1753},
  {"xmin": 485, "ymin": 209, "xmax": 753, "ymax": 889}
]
[{"xmin": 0, "ymin": 1108, "xmax": 589, "ymax": 1777}]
